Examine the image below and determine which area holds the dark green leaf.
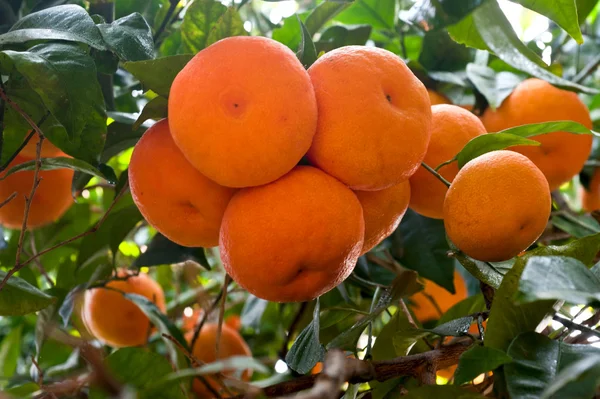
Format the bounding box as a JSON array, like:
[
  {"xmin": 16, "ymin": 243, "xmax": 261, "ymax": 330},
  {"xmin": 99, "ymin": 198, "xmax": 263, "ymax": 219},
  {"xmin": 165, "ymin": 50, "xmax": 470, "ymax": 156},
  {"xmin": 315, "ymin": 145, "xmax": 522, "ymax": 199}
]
[
  {"xmin": 205, "ymin": 6, "xmax": 247, "ymax": 48},
  {"xmin": 436, "ymin": 294, "xmax": 486, "ymax": 326},
  {"xmin": 0, "ymin": 271, "xmax": 55, "ymax": 316},
  {"xmin": 392, "ymin": 210, "xmax": 455, "ymax": 293},
  {"xmin": 516, "ymin": 256, "xmax": 600, "ymax": 305},
  {"xmin": 123, "ymin": 55, "xmax": 193, "ymax": 97},
  {"xmin": 427, "ymin": 316, "xmax": 474, "ymax": 337},
  {"xmin": 101, "ymin": 121, "xmax": 147, "ymax": 163},
  {"xmin": 512, "ymin": 0, "xmax": 582, "ymax": 44},
  {"xmin": 304, "ymin": 1, "xmax": 350, "ymax": 35},
  {"xmin": 454, "ymin": 345, "xmax": 512, "ymax": 386},
  {"xmin": 372, "ymin": 308, "xmax": 416, "ymax": 360},
  {"xmin": 106, "ymin": 347, "xmax": 186, "ymax": 399},
  {"xmin": 179, "ymin": 0, "xmax": 228, "ymax": 53},
  {"xmin": 0, "ymin": 4, "xmax": 106, "ymax": 49},
  {"xmin": 134, "ymin": 97, "xmax": 168, "ymax": 130},
  {"xmin": 315, "ymin": 24, "xmax": 372, "ymax": 53},
  {"xmin": 455, "ymin": 133, "xmax": 540, "ymax": 168},
  {"xmin": 0, "ymin": 43, "xmax": 106, "ymax": 163},
  {"xmin": 334, "ymin": 0, "xmax": 395, "ymax": 29},
  {"xmin": 402, "ymin": 0, "xmax": 486, "ymax": 31},
  {"xmin": 392, "ymin": 328, "xmax": 429, "ymax": 357},
  {"xmin": 296, "ymin": 16, "xmax": 317, "ymax": 68},
  {"xmin": 419, "ymin": 29, "xmax": 471, "ymax": 71},
  {"xmin": 551, "ymin": 213, "xmax": 600, "ymax": 238},
  {"xmin": 0, "ymin": 324, "xmax": 22, "ymax": 383},
  {"xmin": 540, "ymin": 355, "xmax": 600, "ymax": 399},
  {"xmin": 133, "ymin": 233, "xmax": 209, "ymax": 269},
  {"xmin": 97, "ymin": 13, "xmax": 155, "ymax": 62},
  {"xmin": 449, "ymin": 243, "xmax": 509, "ymax": 290},
  {"xmin": 76, "ymin": 203, "xmax": 142, "ymax": 267},
  {"xmin": 1, "ymin": 157, "xmax": 109, "ymax": 181},
  {"xmin": 402, "ymin": 385, "xmax": 486, "ymax": 398},
  {"xmin": 471, "ymin": 1, "xmax": 597, "ymax": 94},
  {"xmin": 286, "ymin": 299, "xmax": 325, "ymax": 374},
  {"xmin": 466, "ymin": 63, "xmax": 524, "ymax": 110},
  {"xmin": 240, "ymin": 294, "xmax": 269, "ymax": 330},
  {"xmin": 577, "ymin": 0, "xmax": 597, "ymax": 23}
]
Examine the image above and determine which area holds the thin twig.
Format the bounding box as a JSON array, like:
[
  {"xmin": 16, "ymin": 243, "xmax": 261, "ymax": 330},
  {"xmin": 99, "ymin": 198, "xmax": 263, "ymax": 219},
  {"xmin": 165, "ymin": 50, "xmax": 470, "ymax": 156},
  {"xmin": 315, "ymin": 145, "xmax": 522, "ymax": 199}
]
[
  {"xmin": 421, "ymin": 162, "xmax": 451, "ymax": 187},
  {"xmin": 190, "ymin": 277, "xmax": 232, "ymax": 350},
  {"xmin": 31, "ymin": 356, "xmax": 44, "ymax": 387},
  {"xmin": 0, "ymin": 192, "xmax": 16, "ymax": 209},
  {"xmin": 573, "ymin": 53, "xmax": 600, "ymax": 84},
  {"xmin": 553, "ymin": 314, "xmax": 600, "ymax": 339},
  {"xmin": 30, "ymin": 233, "xmax": 54, "ymax": 287},
  {"xmin": 0, "ymin": 112, "xmax": 50, "ymax": 173},
  {"xmin": 153, "ymin": 0, "xmax": 179, "ymax": 42}
]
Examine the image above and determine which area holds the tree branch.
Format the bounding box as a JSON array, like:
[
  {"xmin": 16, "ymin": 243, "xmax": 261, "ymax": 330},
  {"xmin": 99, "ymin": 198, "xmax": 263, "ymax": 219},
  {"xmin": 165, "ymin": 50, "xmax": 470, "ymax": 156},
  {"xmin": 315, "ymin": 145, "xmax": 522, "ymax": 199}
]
[{"xmin": 233, "ymin": 340, "xmax": 473, "ymax": 398}]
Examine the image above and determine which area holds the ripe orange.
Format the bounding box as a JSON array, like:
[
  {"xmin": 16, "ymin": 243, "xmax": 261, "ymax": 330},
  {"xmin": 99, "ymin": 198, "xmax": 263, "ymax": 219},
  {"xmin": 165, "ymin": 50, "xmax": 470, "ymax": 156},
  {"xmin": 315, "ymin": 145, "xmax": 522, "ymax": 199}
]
[
  {"xmin": 409, "ymin": 105, "xmax": 487, "ymax": 219},
  {"xmin": 20, "ymin": 136, "xmax": 62, "ymax": 158},
  {"xmin": 182, "ymin": 308, "xmax": 206, "ymax": 332},
  {"xmin": 409, "ymin": 270, "xmax": 468, "ymax": 323},
  {"xmin": 0, "ymin": 154, "xmax": 73, "ymax": 229},
  {"xmin": 444, "ymin": 150, "xmax": 551, "ymax": 262},
  {"xmin": 428, "ymin": 89, "xmax": 451, "ymax": 105},
  {"xmin": 83, "ymin": 270, "xmax": 166, "ymax": 348},
  {"xmin": 188, "ymin": 323, "xmax": 252, "ymax": 398},
  {"xmin": 480, "ymin": 78, "xmax": 593, "ymax": 190},
  {"xmin": 220, "ymin": 166, "xmax": 364, "ymax": 302},
  {"xmin": 129, "ymin": 119, "xmax": 236, "ymax": 247},
  {"xmin": 306, "ymin": 46, "xmax": 432, "ymax": 190},
  {"xmin": 581, "ymin": 169, "xmax": 600, "ymax": 212},
  {"xmin": 225, "ymin": 315, "xmax": 242, "ymax": 331},
  {"xmin": 354, "ymin": 181, "xmax": 411, "ymax": 254},
  {"xmin": 168, "ymin": 36, "xmax": 317, "ymax": 188}
]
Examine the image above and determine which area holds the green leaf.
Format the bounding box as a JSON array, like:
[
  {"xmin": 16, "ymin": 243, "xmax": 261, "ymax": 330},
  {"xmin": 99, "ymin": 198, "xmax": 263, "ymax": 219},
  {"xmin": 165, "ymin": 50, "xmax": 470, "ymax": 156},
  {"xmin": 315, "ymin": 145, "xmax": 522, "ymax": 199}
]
[
  {"xmin": 471, "ymin": 1, "xmax": 597, "ymax": 94},
  {"xmin": 436, "ymin": 294, "xmax": 486, "ymax": 326},
  {"xmin": 466, "ymin": 63, "xmax": 524, "ymax": 110},
  {"xmin": 427, "ymin": 316, "xmax": 474, "ymax": 337},
  {"xmin": 133, "ymin": 233, "xmax": 209, "ymax": 269},
  {"xmin": 402, "ymin": 385, "xmax": 486, "ymax": 398},
  {"xmin": 449, "ymin": 245, "xmax": 509, "ymax": 290},
  {"xmin": 1, "ymin": 157, "xmax": 110, "ymax": 182},
  {"xmin": 392, "ymin": 328, "xmax": 429, "ymax": 357},
  {"xmin": 454, "ymin": 346, "xmax": 512, "ymax": 386},
  {"xmin": 286, "ymin": 299, "xmax": 325, "ymax": 374},
  {"xmin": 512, "ymin": 0, "xmax": 582, "ymax": 44},
  {"xmin": 296, "ymin": 16, "xmax": 317, "ymax": 68},
  {"xmin": 205, "ymin": 6, "xmax": 247, "ymax": 48},
  {"xmin": 134, "ymin": 97, "xmax": 168, "ymax": 130},
  {"xmin": 179, "ymin": 0, "xmax": 228, "ymax": 53},
  {"xmin": 516, "ymin": 256, "xmax": 600, "ymax": 305},
  {"xmin": 452, "ymin": 120, "xmax": 594, "ymax": 168},
  {"xmin": 101, "ymin": 121, "xmax": 147, "ymax": 163},
  {"xmin": 0, "ymin": 324, "xmax": 22, "ymax": 384},
  {"xmin": 124, "ymin": 55, "xmax": 193, "ymax": 97},
  {"xmin": 419, "ymin": 30, "xmax": 471, "ymax": 71},
  {"xmin": 315, "ymin": 24, "xmax": 372, "ymax": 53},
  {"xmin": 576, "ymin": 0, "xmax": 597, "ymax": 23},
  {"xmin": 0, "ymin": 42, "xmax": 106, "ymax": 163},
  {"xmin": 240, "ymin": 294, "xmax": 269, "ymax": 330},
  {"xmin": 0, "ymin": 4, "xmax": 106, "ymax": 49},
  {"xmin": 97, "ymin": 12, "xmax": 155, "ymax": 62},
  {"xmin": 551, "ymin": 213, "xmax": 600, "ymax": 238},
  {"xmin": 540, "ymin": 355, "xmax": 600, "ymax": 399},
  {"xmin": 334, "ymin": 0, "xmax": 395, "ymax": 29},
  {"xmin": 76, "ymin": 203, "xmax": 143, "ymax": 267},
  {"xmin": 372, "ymin": 308, "xmax": 416, "ymax": 360},
  {"xmin": 393, "ymin": 210, "xmax": 455, "ymax": 293},
  {"xmin": 448, "ymin": 14, "xmax": 488, "ymax": 51},
  {"xmin": 402, "ymin": 0, "xmax": 486, "ymax": 30},
  {"xmin": 106, "ymin": 347, "xmax": 186, "ymax": 399},
  {"xmin": 0, "ymin": 271, "xmax": 55, "ymax": 316},
  {"xmin": 304, "ymin": 1, "xmax": 351, "ymax": 35},
  {"xmin": 272, "ymin": 13, "xmax": 307, "ymax": 51}
]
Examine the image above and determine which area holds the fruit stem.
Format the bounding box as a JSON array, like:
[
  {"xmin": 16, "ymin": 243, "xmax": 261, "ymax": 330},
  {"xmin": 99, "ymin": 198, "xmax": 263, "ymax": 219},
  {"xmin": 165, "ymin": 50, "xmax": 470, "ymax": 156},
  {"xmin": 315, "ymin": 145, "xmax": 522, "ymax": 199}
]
[{"xmin": 421, "ymin": 162, "xmax": 451, "ymax": 188}]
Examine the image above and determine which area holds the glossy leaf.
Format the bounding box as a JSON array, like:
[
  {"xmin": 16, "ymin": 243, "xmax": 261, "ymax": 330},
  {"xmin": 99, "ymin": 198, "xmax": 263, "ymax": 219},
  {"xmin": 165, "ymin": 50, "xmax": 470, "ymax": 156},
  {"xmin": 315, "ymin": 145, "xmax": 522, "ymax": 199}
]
[
  {"xmin": 448, "ymin": 244, "xmax": 509, "ymax": 290},
  {"xmin": 304, "ymin": 1, "xmax": 350, "ymax": 35},
  {"xmin": 97, "ymin": 13, "xmax": 154, "ymax": 62},
  {"xmin": 205, "ymin": 6, "xmax": 247, "ymax": 48},
  {"xmin": 241, "ymin": 295, "xmax": 269, "ymax": 330},
  {"xmin": 512, "ymin": 0, "xmax": 582, "ymax": 44},
  {"xmin": 133, "ymin": 233, "xmax": 209, "ymax": 269},
  {"xmin": 516, "ymin": 256, "xmax": 600, "ymax": 305},
  {"xmin": 551, "ymin": 213, "xmax": 600, "ymax": 238},
  {"xmin": 454, "ymin": 345, "xmax": 512, "ymax": 385},
  {"xmin": 393, "ymin": 210, "xmax": 455, "ymax": 293},
  {"xmin": 402, "ymin": 0, "xmax": 486, "ymax": 31},
  {"xmin": 436, "ymin": 294, "xmax": 486, "ymax": 326},
  {"xmin": 427, "ymin": 316, "xmax": 474, "ymax": 337},
  {"xmin": 296, "ymin": 16, "xmax": 317, "ymax": 68},
  {"xmin": 466, "ymin": 63, "xmax": 524, "ymax": 110},
  {"xmin": 334, "ymin": 0, "xmax": 395, "ymax": 29},
  {"xmin": 285, "ymin": 299, "xmax": 325, "ymax": 374},
  {"xmin": 123, "ymin": 55, "xmax": 193, "ymax": 97},
  {"xmin": 1, "ymin": 157, "xmax": 110, "ymax": 182},
  {"xmin": 178, "ymin": 0, "xmax": 235, "ymax": 53},
  {"xmin": 0, "ymin": 271, "xmax": 55, "ymax": 316},
  {"xmin": 0, "ymin": 5, "xmax": 106, "ymax": 49},
  {"xmin": 133, "ymin": 97, "xmax": 168, "ymax": 130},
  {"xmin": 315, "ymin": 24, "xmax": 372, "ymax": 53},
  {"xmin": 106, "ymin": 347, "xmax": 186, "ymax": 399},
  {"xmin": 540, "ymin": 355, "xmax": 600, "ymax": 399}
]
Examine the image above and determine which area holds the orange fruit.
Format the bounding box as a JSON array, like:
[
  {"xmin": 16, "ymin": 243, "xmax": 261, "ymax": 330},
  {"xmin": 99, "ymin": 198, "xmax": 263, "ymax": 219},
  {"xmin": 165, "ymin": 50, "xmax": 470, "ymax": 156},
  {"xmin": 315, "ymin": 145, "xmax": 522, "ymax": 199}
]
[
  {"xmin": 168, "ymin": 36, "xmax": 317, "ymax": 188},
  {"xmin": 428, "ymin": 89, "xmax": 451, "ymax": 105},
  {"xmin": 354, "ymin": 181, "xmax": 411, "ymax": 254},
  {"xmin": 129, "ymin": 119, "xmax": 236, "ymax": 247},
  {"xmin": 581, "ymin": 169, "xmax": 600, "ymax": 212},
  {"xmin": 182, "ymin": 308, "xmax": 206, "ymax": 333},
  {"xmin": 83, "ymin": 270, "xmax": 166, "ymax": 348},
  {"xmin": 220, "ymin": 166, "xmax": 364, "ymax": 302},
  {"xmin": 444, "ymin": 150, "xmax": 551, "ymax": 262},
  {"xmin": 0, "ymin": 154, "xmax": 73, "ymax": 229},
  {"xmin": 225, "ymin": 315, "xmax": 242, "ymax": 331},
  {"xmin": 20, "ymin": 136, "xmax": 62, "ymax": 158},
  {"xmin": 480, "ymin": 78, "xmax": 592, "ymax": 190},
  {"xmin": 188, "ymin": 323, "xmax": 252, "ymax": 398},
  {"xmin": 409, "ymin": 270, "xmax": 468, "ymax": 323},
  {"xmin": 409, "ymin": 105, "xmax": 487, "ymax": 219},
  {"xmin": 306, "ymin": 46, "xmax": 432, "ymax": 190}
]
